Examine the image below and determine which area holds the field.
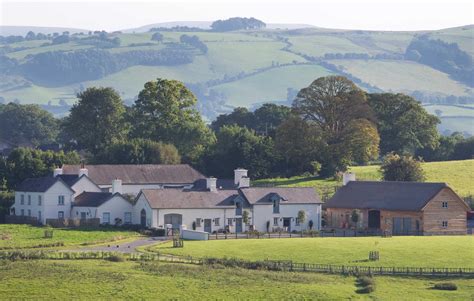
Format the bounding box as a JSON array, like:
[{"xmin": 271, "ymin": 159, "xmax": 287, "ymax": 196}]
[
  {"xmin": 2, "ymin": 25, "xmax": 473, "ymax": 134},
  {"xmin": 0, "ymin": 224, "xmax": 139, "ymax": 249},
  {"xmin": 256, "ymin": 159, "xmax": 474, "ymax": 198},
  {"xmin": 0, "ymin": 260, "xmax": 473, "ymax": 300},
  {"xmin": 150, "ymin": 236, "xmax": 474, "ymax": 268}
]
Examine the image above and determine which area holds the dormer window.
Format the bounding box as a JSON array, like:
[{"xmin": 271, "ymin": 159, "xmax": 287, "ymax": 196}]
[{"xmin": 273, "ymin": 199, "xmax": 280, "ymax": 214}]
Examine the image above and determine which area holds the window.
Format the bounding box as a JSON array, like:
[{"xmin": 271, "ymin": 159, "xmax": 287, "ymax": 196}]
[
  {"xmin": 442, "ymin": 221, "xmax": 448, "ymax": 228},
  {"xmin": 227, "ymin": 218, "xmax": 233, "ymax": 226},
  {"xmin": 442, "ymin": 201, "xmax": 448, "ymax": 208},
  {"xmin": 103, "ymin": 212, "xmax": 110, "ymax": 224},
  {"xmin": 20, "ymin": 209, "xmax": 24, "ymax": 216},
  {"xmin": 58, "ymin": 211, "xmax": 64, "ymax": 219},
  {"xmin": 58, "ymin": 195, "xmax": 65, "ymax": 205},
  {"xmin": 27, "ymin": 209, "xmax": 31, "ymax": 216},
  {"xmin": 38, "ymin": 195, "xmax": 42, "ymax": 206},
  {"xmin": 20, "ymin": 195, "xmax": 24, "ymax": 205},
  {"xmin": 296, "ymin": 218, "xmax": 300, "ymax": 226},
  {"xmin": 273, "ymin": 199, "xmax": 280, "ymax": 214},
  {"xmin": 27, "ymin": 195, "xmax": 31, "ymax": 205},
  {"xmin": 273, "ymin": 217, "xmax": 279, "ymax": 226},
  {"xmin": 124, "ymin": 212, "xmax": 132, "ymax": 224},
  {"xmin": 196, "ymin": 218, "xmax": 201, "ymax": 227},
  {"xmin": 214, "ymin": 218, "xmax": 220, "ymax": 226}
]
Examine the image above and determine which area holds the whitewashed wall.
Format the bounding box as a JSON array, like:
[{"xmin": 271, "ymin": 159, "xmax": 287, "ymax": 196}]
[
  {"xmin": 71, "ymin": 176, "xmax": 102, "ymax": 197},
  {"xmin": 42, "ymin": 181, "xmax": 74, "ymax": 222},
  {"xmin": 13, "ymin": 191, "xmax": 45, "ymax": 223},
  {"xmin": 252, "ymin": 203, "xmax": 321, "ymax": 232},
  {"xmin": 72, "ymin": 195, "xmax": 132, "ymax": 224},
  {"xmin": 132, "ymin": 194, "xmax": 154, "ymax": 227}
]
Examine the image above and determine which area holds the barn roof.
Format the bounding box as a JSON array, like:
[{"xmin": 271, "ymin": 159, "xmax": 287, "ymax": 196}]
[
  {"xmin": 325, "ymin": 181, "xmax": 449, "ymax": 211},
  {"xmin": 239, "ymin": 187, "xmax": 322, "ymax": 205},
  {"xmin": 62, "ymin": 164, "xmax": 205, "ymax": 185},
  {"xmin": 141, "ymin": 189, "xmax": 239, "ymax": 209}
]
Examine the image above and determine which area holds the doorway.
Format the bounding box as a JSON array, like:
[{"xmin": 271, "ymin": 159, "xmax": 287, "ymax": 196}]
[
  {"xmin": 204, "ymin": 219, "xmax": 212, "ymax": 233},
  {"xmin": 368, "ymin": 210, "xmax": 381, "ymax": 229},
  {"xmin": 140, "ymin": 209, "xmax": 147, "ymax": 227},
  {"xmin": 235, "ymin": 218, "xmax": 243, "ymax": 233},
  {"xmin": 164, "ymin": 214, "xmax": 183, "ymax": 230},
  {"xmin": 80, "ymin": 212, "xmax": 86, "ymax": 220},
  {"xmin": 283, "ymin": 218, "xmax": 291, "ymax": 232}
]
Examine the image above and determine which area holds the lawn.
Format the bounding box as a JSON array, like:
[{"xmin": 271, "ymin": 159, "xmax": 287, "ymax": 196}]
[
  {"xmin": 256, "ymin": 159, "xmax": 474, "ymax": 198},
  {"xmin": 0, "ymin": 260, "xmax": 472, "ymax": 300},
  {"xmin": 0, "ymin": 224, "xmax": 139, "ymax": 249},
  {"xmin": 150, "ymin": 236, "xmax": 474, "ymax": 269}
]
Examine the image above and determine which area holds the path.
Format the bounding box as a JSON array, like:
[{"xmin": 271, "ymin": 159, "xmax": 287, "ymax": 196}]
[{"xmin": 78, "ymin": 237, "xmax": 168, "ymax": 253}]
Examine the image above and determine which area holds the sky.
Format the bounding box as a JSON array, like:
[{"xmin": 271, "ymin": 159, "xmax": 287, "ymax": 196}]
[{"xmin": 1, "ymin": 0, "xmax": 473, "ymax": 31}]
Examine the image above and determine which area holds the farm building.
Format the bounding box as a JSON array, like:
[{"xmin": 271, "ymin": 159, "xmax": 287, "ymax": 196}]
[{"xmin": 325, "ymin": 176, "xmax": 470, "ymax": 235}]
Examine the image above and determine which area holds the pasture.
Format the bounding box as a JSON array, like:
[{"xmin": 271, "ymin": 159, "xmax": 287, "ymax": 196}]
[
  {"xmin": 150, "ymin": 236, "xmax": 474, "ymax": 269},
  {"xmin": 0, "ymin": 224, "xmax": 139, "ymax": 249},
  {"xmin": 0, "ymin": 260, "xmax": 473, "ymax": 300}
]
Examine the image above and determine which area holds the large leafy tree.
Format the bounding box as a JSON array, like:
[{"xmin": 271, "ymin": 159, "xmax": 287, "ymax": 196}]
[
  {"xmin": 211, "ymin": 107, "xmax": 254, "ymax": 132},
  {"xmin": 131, "ymin": 78, "xmax": 215, "ymax": 163},
  {"xmin": 293, "ymin": 76, "xmax": 379, "ymax": 175},
  {"xmin": 0, "ymin": 147, "xmax": 80, "ymax": 190},
  {"xmin": 381, "ymin": 153, "xmax": 425, "ymax": 182},
  {"xmin": 0, "ymin": 103, "xmax": 59, "ymax": 146},
  {"xmin": 63, "ymin": 87, "xmax": 128, "ymax": 153},
  {"xmin": 93, "ymin": 139, "xmax": 181, "ymax": 165},
  {"xmin": 367, "ymin": 93, "xmax": 440, "ymax": 155},
  {"xmin": 203, "ymin": 125, "xmax": 279, "ymax": 179}
]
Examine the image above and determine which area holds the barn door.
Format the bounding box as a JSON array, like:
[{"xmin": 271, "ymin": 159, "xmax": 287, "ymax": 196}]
[
  {"xmin": 403, "ymin": 218, "xmax": 412, "ymax": 235},
  {"xmin": 392, "ymin": 217, "xmax": 402, "ymax": 235}
]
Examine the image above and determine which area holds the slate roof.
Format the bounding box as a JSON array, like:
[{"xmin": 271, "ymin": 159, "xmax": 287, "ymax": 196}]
[
  {"xmin": 16, "ymin": 177, "xmax": 70, "ymax": 193},
  {"xmin": 142, "ymin": 189, "xmax": 239, "ymax": 209},
  {"xmin": 57, "ymin": 174, "xmax": 81, "ymax": 187},
  {"xmin": 62, "ymin": 164, "xmax": 205, "ymax": 185},
  {"xmin": 325, "ymin": 181, "xmax": 449, "ymax": 211},
  {"xmin": 192, "ymin": 178, "xmax": 237, "ymax": 190},
  {"xmin": 239, "ymin": 187, "xmax": 322, "ymax": 205},
  {"xmin": 73, "ymin": 192, "xmax": 115, "ymax": 207}
]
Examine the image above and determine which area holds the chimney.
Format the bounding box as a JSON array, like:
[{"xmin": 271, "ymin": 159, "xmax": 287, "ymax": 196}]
[
  {"xmin": 78, "ymin": 168, "xmax": 88, "ymax": 178},
  {"xmin": 112, "ymin": 179, "xmax": 122, "ymax": 194},
  {"xmin": 238, "ymin": 176, "xmax": 250, "ymax": 188},
  {"xmin": 342, "ymin": 172, "xmax": 356, "ymax": 186},
  {"xmin": 234, "ymin": 168, "xmax": 248, "ymax": 186},
  {"xmin": 206, "ymin": 177, "xmax": 217, "ymax": 192},
  {"xmin": 53, "ymin": 167, "xmax": 63, "ymax": 177}
]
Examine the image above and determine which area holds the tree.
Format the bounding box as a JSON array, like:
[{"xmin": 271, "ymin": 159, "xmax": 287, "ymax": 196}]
[
  {"xmin": 293, "ymin": 76, "xmax": 379, "ymax": 175},
  {"xmin": 203, "ymin": 125, "xmax": 278, "ymax": 179},
  {"xmin": 368, "ymin": 93, "xmax": 440, "ymax": 155},
  {"xmin": 0, "ymin": 103, "xmax": 59, "ymax": 147},
  {"xmin": 242, "ymin": 210, "xmax": 250, "ymax": 232},
  {"xmin": 297, "ymin": 210, "xmax": 306, "ymax": 229},
  {"xmin": 0, "ymin": 148, "xmax": 80, "ymax": 190},
  {"xmin": 275, "ymin": 115, "xmax": 323, "ymax": 176},
  {"xmin": 253, "ymin": 103, "xmax": 292, "ymax": 136},
  {"xmin": 416, "ymin": 132, "xmax": 464, "ymax": 161},
  {"xmin": 131, "ymin": 78, "xmax": 215, "ymax": 164},
  {"xmin": 63, "ymin": 87, "xmax": 128, "ymax": 153},
  {"xmin": 211, "ymin": 17, "xmax": 266, "ymax": 32},
  {"xmin": 381, "ymin": 153, "xmax": 425, "ymax": 182},
  {"xmin": 211, "ymin": 107, "xmax": 254, "ymax": 132},
  {"xmin": 151, "ymin": 32, "xmax": 163, "ymax": 42},
  {"xmin": 93, "ymin": 139, "xmax": 181, "ymax": 164}
]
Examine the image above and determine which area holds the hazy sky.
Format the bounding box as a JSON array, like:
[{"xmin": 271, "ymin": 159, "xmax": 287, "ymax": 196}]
[{"xmin": 1, "ymin": 0, "xmax": 473, "ymax": 31}]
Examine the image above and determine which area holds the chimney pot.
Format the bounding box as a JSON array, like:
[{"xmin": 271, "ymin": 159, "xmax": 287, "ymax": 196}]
[
  {"xmin": 53, "ymin": 167, "xmax": 63, "ymax": 177},
  {"xmin": 206, "ymin": 177, "xmax": 217, "ymax": 192},
  {"xmin": 234, "ymin": 168, "xmax": 248, "ymax": 186},
  {"xmin": 342, "ymin": 172, "xmax": 356, "ymax": 186},
  {"xmin": 112, "ymin": 179, "xmax": 122, "ymax": 194}
]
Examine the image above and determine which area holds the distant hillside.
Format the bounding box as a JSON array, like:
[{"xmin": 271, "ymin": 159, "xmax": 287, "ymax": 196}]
[
  {"xmin": 0, "ymin": 25, "xmax": 89, "ymax": 36},
  {"xmin": 0, "ymin": 23, "xmax": 473, "ymax": 134}
]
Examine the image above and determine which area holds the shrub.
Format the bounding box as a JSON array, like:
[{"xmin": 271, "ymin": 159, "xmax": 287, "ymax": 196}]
[
  {"xmin": 356, "ymin": 285, "xmax": 375, "ymax": 294},
  {"xmin": 358, "ymin": 276, "xmax": 375, "ymax": 287},
  {"xmin": 433, "ymin": 283, "xmax": 457, "ymax": 291},
  {"xmin": 356, "ymin": 276, "xmax": 376, "ymax": 294},
  {"xmin": 108, "ymin": 254, "xmax": 125, "ymax": 262}
]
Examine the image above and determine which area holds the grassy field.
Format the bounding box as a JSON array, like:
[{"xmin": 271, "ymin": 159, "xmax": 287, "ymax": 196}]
[
  {"xmin": 256, "ymin": 159, "xmax": 474, "ymax": 198},
  {"xmin": 438, "ymin": 116, "xmax": 474, "ymax": 136},
  {"xmin": 0, "ymin": 224, "xmax": 139, "ymax": 249},
  {"xmin": 329, "ymin": 59, "xmax": 472, "ymax": 96},
  {"xmin": 423, "ymin": 104, "xmax": 474, "ymax": 117},
  {"xmin": 151, "ymin": 236, "xmax": 474, "ymax": 268},
  {"xmin": 0, "ymin": 260, "xmax": 472, "ymax": 300}
]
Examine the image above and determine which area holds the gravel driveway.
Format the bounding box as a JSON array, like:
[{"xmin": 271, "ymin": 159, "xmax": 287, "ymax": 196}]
[{"xmin": 79, "ymin": 237, "xmax": 168, "ymax": 253}]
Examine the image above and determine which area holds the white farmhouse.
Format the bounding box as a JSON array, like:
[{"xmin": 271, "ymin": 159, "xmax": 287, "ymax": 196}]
[{"xmin": 134, "ymin": 169, "xmax": 322, "ymax": 233}]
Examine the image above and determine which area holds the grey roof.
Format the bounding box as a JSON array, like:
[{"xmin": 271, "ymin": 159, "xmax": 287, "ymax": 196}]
[
  {"xmin": 239, "ymin": 187, "xmax": 322, "ymax": 205},
  {"xmin": 57, "ymin": 174, "xmax": 81, "ymax": 187},
  {"xmin": 74, "ymin": 192, "xmax": 115, "ymax": 207},
  {"xmin": 16, "ymin": 176, "xmax": 70, "ymax": 193},
  {"xmin": 142, "ymin": 189, "xmax": 239, "ymax": 209},
  {"xmin": 192, "ymin": 178, "xmax": 237, "ymax": 190},
  {"xmin": 325, "ymin": 181, "xmax": 449, "ymax": 211},
  {"xmin": 62, "ymin": 164, "xmax": 205, "ymax": 185}
]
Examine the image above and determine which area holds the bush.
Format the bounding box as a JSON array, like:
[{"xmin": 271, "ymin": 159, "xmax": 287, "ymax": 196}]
[
  {"xmin": 358, "ymin": 276, "xmax": 375, "ymax": 287},
  {"xmin": 356, "ymin": 285, "xmax": 375, "ymax": 294},
  {"xmin": 107, "ymin": 254, "xmax": 125, "ymax": 262},
  {"xmin": 356, "ymin": 276, "xmax": 376, "ymax": 294},
  {"xmin": 433, "ymin": 283, "xmax": 457, "ymax": 291}
]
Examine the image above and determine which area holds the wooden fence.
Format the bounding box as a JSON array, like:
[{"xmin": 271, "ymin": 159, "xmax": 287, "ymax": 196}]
[{"xmin": 1, "ymin": 250, "xmax": 472, "ymax": 278}]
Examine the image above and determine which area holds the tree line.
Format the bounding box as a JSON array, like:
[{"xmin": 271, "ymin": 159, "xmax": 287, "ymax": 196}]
[{"xmin": 1, "ymin": 76, "xmax": 473, "ymax": 193}]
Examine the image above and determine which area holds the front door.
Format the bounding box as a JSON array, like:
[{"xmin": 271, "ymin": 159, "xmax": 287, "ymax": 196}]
[
  {"xmin": 204, "ymin": 219, "xmax": 212, "ymax": 233},
  {"xmin": 140, "ymin": 209, "xmax": 147, "ymax": 227},
  {"xmin": 164, "ymin": 214, "xmax": 183, "ymax": 230},
  {"xmin": 80, "ymin": 212, "xmax": 86, "ymax": 220},
  {"xmin": 368, "ymin": 210, "xmax": 381, "ymax": 229},
  {"xmin": 235, "ymin": 218, "xmax": 242, "ymax": 233},
  {"xmin": 283, "ymin": 218, "xmax": 291, "ymax": 232}
]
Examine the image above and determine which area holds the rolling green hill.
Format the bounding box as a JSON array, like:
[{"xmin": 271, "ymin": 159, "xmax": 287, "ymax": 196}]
[{"xmin": 1, "ymin": 24, "xmax": 473, "ymax": 133}]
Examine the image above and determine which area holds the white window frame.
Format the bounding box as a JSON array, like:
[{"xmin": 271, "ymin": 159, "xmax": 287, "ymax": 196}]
[
  {"xmin": 20, "ymin": 194, "xmax": 24, "ymax": 205},
  {"xmin": 27, "ymin": 195, "xmax": 31, "ymax": 205},
  {"xmin": 215, "ymin": 218, "xmax": 220, "ymax": 226},
  {"xmin": 273, "ymin": 217, "xmax": 279, "ymax": 226},
  {"xmin": 58, "ymin": 195, "xmax": 65, "ymax": 206},
  {"xmin": 227, "ymin": 218, "xmax": 233, "ymax": 226},
  {"xmin": 196, "ymin": 218, "xmax": 201, "ymax": 227},
  {"xmin": 58, "ymin": 211, "xmax": 64, "ymax": 219},
  {"xmin": 103, "ymin": 212, "xmax": 111, "ymax": 224}
]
